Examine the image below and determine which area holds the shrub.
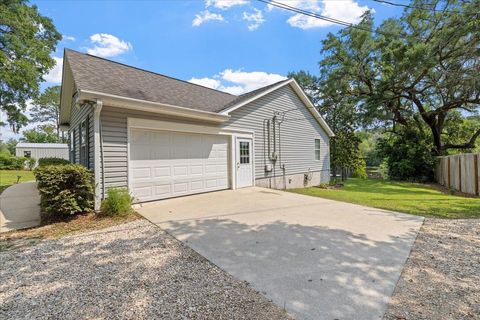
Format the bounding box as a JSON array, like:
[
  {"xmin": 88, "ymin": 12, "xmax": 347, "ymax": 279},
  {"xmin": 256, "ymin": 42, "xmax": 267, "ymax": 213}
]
[
  {"xmin": 26, "ymin": 157, "xmax": 36, "ymax": 170},
  {"xmin": 38, "ymin": 157, "xmax": 70, "ymax": 167},
  {"xmin": 351, "ymin": 158, "xmax": 368, "ymax": 179},
  {"xmin": 0, "ymin": 155, "xmax": 27, "ymax": 170},
  {"xmin": 378, "ymin": 159, "xmax": 390, "ymax": 180},
  {"xmin": 377, "ymin": 128, "xmax": 436, "ymax": 182},
  {"xmin": 34, "ymin": 164, "xmax": 94, "ymax": 221},
  {"xmin": 100, "ymin": 188, "xmax": 134, "ymax": 216}
]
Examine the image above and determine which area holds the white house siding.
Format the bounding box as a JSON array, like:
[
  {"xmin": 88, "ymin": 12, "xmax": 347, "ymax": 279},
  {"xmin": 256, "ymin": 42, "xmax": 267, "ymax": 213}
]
[
  {"xmin": 99, "ymin": 84, "xmax": 330, "ymax": 195},
  {"xmin": 99, "ymin": 106, "xmax": 217, "ymax": 197},
  {"xmin": 69, "ymin": 103, "xmax": 95, "ymax": 170},
  {"xmin": 222, "ymin": 84, "xmax": 330, "ymax": 186},
  {"xmin": 15, "ymin": 146, "xmax": 69, "ymax": 165}
]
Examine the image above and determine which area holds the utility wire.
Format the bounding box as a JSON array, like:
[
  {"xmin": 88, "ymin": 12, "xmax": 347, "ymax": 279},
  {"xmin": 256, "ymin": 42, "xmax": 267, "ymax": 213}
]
[
  {"xmin": 371, "ymin": 0, "xmax": 463, "ymax": 14},
  {"xmin": 257, "ymin": 0, "xmax": 391, "ymax": 36}
]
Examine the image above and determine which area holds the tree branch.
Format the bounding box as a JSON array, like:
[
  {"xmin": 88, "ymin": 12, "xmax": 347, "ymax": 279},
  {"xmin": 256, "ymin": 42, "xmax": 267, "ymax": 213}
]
[{"xmin": 443, "ymin": 128, "xmax": 480, "ymax": 150}]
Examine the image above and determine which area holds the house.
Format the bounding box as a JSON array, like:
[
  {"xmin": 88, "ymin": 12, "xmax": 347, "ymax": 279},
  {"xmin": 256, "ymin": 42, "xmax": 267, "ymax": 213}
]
[
  {"xmin": 15, "ymin": 143, "xmax": 69, "ymax": 166},
  {"xmin": 59, "ymin": 49, "xmax": 334, "ymax": 209}
]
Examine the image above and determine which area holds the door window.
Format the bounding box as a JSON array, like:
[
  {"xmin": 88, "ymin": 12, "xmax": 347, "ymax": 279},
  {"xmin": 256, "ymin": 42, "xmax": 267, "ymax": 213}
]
[{"xmin": 239, "ymin": 141, "xmax": 250, "ymax": 164}]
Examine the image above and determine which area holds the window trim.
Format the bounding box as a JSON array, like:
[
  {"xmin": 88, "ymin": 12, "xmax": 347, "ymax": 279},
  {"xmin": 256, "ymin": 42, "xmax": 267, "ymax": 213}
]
[
  {"xmin": 71, "ymin": 129, "xmax": 76, "ymax": 163},
  {"xmin": 314, "ymin": 138, "xmax": 321, "ymax": 161},
  {"xmin": 79, "ymin": 118, "xmax": 89, "ymax": 167}
]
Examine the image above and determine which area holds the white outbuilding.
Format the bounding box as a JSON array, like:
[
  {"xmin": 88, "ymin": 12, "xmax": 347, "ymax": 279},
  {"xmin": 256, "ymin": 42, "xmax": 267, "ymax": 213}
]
[{"xmin": 15, "ymin": 143, "xmax": 69, "ymax": 165}]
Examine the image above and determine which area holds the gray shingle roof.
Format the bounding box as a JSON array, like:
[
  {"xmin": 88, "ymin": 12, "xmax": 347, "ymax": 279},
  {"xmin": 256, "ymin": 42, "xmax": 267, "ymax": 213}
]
[
  {"xmin": 220, "ymin": 79, "xmax": 290, "ymax": 111},
  {"xmin": 65, "ymin": 49, "xmax": 239, "ymax": 113}
]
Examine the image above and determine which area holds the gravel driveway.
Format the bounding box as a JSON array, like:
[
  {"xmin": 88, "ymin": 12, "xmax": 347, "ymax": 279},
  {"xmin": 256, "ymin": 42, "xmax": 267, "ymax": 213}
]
[
  {"xmin": 384, "ymin": 218, "xmax": 480, "ymax": 320},
  {"xmin": 0, "ymin": 220, "xmax": 291, "ymax": 319}
]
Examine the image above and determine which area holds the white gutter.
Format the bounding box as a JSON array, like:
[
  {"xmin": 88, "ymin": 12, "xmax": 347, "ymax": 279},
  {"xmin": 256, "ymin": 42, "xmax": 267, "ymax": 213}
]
[
  {"xmin": 93, "ymin": 99, "xmax": 103, "ymax": 211},
  {"xmin": 78, "ymin": 90, "xmax": 230, "ymax": 123}
]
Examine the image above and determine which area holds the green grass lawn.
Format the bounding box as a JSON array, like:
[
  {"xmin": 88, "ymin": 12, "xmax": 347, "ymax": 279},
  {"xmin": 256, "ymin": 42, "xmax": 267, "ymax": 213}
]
[
  {"xmin": 291, "ymin": 178, "xmax": 480, "ymax": 219},
  {"xmin": 0, "ymin": 170, "xmax": 36, "ymax": 194}
]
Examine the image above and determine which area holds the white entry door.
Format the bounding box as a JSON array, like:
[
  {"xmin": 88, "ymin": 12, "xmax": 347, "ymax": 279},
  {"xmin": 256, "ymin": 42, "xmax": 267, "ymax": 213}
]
[
  {"xmin": 129, "ymin": 128, "xmax": 229, "ymax": 202},
  {"xmin": 236, "ymin": 138, "xmax": 253, "ymax": 188}
]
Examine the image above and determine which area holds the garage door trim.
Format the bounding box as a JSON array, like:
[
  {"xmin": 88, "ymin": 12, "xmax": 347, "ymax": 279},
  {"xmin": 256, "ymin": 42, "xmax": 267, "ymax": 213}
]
[{"xmin": 127, "ymin": 117, "xmax": 255, "ymax": 201}]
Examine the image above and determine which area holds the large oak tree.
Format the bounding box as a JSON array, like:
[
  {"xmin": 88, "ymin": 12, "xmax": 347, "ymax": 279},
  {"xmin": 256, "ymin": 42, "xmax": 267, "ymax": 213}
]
[{"xmin": 319, "ymin": 0, "xmax": 479, "ymax": 155}]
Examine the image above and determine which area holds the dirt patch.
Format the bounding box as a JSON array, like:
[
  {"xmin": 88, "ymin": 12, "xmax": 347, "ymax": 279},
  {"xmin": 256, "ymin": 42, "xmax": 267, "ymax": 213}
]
[
  {"xmin": 384, "ymin": 218, "xmax": 480, "ymax": 319},
  {"xmin": 0, "ymin": 213, "xmax": 139, "ymax": 251}
]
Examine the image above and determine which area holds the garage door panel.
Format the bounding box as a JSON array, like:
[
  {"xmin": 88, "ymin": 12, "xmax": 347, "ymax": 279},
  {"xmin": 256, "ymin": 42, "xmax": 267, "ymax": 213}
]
[{"xmin": 130, "ymin": 128, "xmax": 229, "ymax": 202}]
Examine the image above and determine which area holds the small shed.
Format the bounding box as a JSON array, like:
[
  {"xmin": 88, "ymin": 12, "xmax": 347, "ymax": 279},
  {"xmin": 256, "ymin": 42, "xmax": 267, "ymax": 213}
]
[{"xmin": 15, "ymin": 143, "xmax": 69, "ymax": 165}]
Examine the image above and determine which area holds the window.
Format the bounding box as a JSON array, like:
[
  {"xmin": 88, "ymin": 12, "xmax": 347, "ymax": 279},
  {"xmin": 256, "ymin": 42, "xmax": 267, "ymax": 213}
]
[
  {"xmin": 239, "ymin": 141, "xmax": 250, "ymax": 164},
  {"xmin": 314, "ymin": 139, "xmax": 321, "ymax": 161},
  {"xmin": 79, "ymin": 118, "xmax": 89, "ymax": 167},
  {"xmin": 70, "ymin": 129, "xmax": 76, "ymax": 163},
  {"xmin": 24, "ymin": 151, "xmax": 31, "ymax": 158}
]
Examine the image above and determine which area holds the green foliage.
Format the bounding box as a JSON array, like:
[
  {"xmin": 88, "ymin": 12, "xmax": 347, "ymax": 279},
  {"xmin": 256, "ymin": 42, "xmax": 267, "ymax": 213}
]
[
  {"xmin": 0, "ymin": 143, "xmax": 11, "ymax": 157},
  {"xmin": 0, "ymin": 155, "xmax": 27, "ymax": 170},
  {"xmin": 38, "ymin": 157, "xmax": 70, "ymax": 167},
  {"xmin": 31, "ymin": 86, "xmax": 63, "ymax": 141},
  {"xmin": 377, "ymin": 129, "xmax": 437, "ymax": 182},
  {"xmin": 21, "ymin": 124, "xmax": 60, "ymax": 143},
  {"xmin": 378, "ymin": 159, "xmax": 390, "ymax": 180},
  {"xmin": 357, "ymin": 130, "xmax": 382, "ymax": 167},
  {"xmin": 100, "ymin": 188, "xmax": 134, "ymax": 217},
  {"xmin": 26, "ymin": 157, "xmax": 36, "ymax": 170},
  {"xmin": 34, "ymin": 164, "xmax": 94, "ymax": 220},
  {"xmin": 318, "ymin": 0, "xmax": 480, "ymax": 155},
  {"xmin": 351, "ymin": 158, "xmax": 367, "ymax": 179},
  {"xmin": 0, "ymin": 0, "xmax": 61, "ymax": 132},
  {"xmin": 330, "ymin": 131, "xmax": 362, "ymax": 179},
  {"xmin": 5, "ymin": 139, "xmax": 17, "ymax": 155}
]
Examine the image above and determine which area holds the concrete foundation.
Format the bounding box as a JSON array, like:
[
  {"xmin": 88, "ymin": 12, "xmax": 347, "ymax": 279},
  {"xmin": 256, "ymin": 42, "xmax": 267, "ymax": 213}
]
[{"xmin": 255, "ymin": 170, "xmax": 330, "ymax": 189}]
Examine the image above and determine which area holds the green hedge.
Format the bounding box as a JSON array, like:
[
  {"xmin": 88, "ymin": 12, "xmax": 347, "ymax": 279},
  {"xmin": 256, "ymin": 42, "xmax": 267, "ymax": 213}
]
[
  {"xmin": 38, "ymin": 157, "xmax": 70, "ymax": 167},
  {"xmin": 0, "ymin": 155, "xmax": 27, "ymax": 170},
  {"xmin": 34, "ymin": 164, "xmax": 94, "ymax": 221}
]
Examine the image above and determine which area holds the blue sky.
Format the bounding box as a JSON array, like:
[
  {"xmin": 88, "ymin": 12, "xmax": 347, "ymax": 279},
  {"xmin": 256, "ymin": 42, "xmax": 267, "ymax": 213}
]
[{"xmin": 2, "ymin": 0, "xmax": 404, "ymax": 140}]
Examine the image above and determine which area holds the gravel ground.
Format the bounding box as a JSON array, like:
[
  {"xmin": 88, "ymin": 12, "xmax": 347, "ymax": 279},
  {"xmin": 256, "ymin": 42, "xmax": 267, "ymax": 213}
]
[
  {"xmin": 0, "ymin": 219, "xmax": 292, "ymax": 320},
  {"xmin": 384, "ymin": 218, "xmax": 480, "ymax": 320}
]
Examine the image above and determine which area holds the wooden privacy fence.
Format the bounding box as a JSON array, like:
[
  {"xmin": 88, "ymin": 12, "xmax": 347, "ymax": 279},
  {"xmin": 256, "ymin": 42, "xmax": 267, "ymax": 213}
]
[{"xmin": 435, "ymin": 153, "xmax": 480, "ymax": 196}]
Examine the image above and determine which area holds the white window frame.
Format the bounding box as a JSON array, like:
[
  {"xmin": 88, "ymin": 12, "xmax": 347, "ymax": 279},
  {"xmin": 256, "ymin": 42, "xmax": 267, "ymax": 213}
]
[
  {"xmin": 80, "ymin": 119, "xmax": 88, "ymax": 167},
  {"xmin": 70, "ymin": 129, "xmax": 76, "ymax": 163},
  {"xmin": 314, "ymin": 138, "xmax": 321, "ymax": 161}
]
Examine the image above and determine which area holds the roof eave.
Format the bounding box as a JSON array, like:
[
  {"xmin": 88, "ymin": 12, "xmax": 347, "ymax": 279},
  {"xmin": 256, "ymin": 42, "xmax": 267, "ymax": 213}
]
[{"xmin": 78, "ymin": 90, "xmax": 230, "ymax": 123}]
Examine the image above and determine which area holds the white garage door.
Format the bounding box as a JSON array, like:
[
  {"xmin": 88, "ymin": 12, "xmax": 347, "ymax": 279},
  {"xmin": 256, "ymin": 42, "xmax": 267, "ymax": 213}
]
[{"xmin": 129, "ymin": 128, "xmax": 229, "ymax": 202}]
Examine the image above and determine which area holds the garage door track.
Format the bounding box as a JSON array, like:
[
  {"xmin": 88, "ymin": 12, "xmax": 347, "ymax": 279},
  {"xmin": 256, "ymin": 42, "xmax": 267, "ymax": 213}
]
[{"xmin": 137, "ymin": 187, "xmax": 423, "ymax": 320}]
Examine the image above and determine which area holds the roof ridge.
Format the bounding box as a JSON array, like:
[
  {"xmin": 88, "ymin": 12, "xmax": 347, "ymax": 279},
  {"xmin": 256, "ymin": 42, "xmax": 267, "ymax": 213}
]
[{"xmin": 64, "ymin": 48, "xmax": 237, "ymax": 97}]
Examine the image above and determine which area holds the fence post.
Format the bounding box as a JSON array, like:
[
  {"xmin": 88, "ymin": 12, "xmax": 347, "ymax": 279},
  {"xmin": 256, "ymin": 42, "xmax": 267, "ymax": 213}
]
[{"xmin": 475, "ymin": 154, "xmax": 479, "ymax": 196}]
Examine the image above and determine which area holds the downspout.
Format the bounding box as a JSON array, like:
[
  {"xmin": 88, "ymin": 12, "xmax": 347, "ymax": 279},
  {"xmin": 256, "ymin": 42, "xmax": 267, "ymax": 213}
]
[{"xmin": 93, "ymin": 99, "xmax": 103, "ymax": 211}]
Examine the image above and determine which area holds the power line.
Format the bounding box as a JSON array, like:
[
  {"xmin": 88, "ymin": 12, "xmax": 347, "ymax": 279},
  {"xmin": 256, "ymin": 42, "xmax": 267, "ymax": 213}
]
[
  {"xmin": 371, "ymin": 0, "xmax": 463, "ymax": 14},
  {"xmin": 257, "ymin": 0, "xmax": 391, "ymax": 36}
]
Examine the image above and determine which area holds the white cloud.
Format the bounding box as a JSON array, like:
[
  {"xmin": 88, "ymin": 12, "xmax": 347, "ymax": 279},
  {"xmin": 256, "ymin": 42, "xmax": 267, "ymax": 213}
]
[
  {"xmin": 62, "ymin": 35, "xmax": 76, "ymax": 41},
  {"xmin": 206, "ymin": 0, "xmax": 248, "ymax": 10},
  {"xmin": 44, "ymin": 56, "xmax": 63, "ymax": 83},
  {"xmin": 243, "ymin": 8, "xmax": 265, "ymax": 31},
  {"xmin": 189, "ymin": 69, "xmax": 287, "ymax": 95},
  {"xmin": 269, "ymin": 0, "xmax": 371, "ymax": 29},
  {"xmin": 192, "ymin": 10, "xmax": 225, "ymax": 27},
  {"xmin": 86, "ymin": 33, "xmax": 132, "ymax": 58}
]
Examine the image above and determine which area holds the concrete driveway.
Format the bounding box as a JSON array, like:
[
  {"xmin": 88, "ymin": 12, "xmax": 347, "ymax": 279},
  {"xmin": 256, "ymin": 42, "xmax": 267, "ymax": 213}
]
[
  {"xmin": 137, "ymin": 187, "xmax": 424, "ymax": 320},
  {"xmin": 0, "ymin": 182, "xmax": 40, "ymax": 233}
]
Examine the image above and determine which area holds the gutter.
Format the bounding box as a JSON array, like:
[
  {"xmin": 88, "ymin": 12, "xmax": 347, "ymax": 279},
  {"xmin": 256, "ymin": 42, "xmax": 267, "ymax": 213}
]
[{"xmin": 78, "ymin": 89, "xmax": 230, "ymax": 123}]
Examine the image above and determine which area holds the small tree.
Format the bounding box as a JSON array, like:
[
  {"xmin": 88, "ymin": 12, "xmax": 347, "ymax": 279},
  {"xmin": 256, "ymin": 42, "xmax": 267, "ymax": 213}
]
[
  {"xmin": 31, "ymin": 86, "xmax": 63, "ymax": 141},
  {"xmin": 21, "ymin": 124, "xmax": 59, "ymax": 143}
]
